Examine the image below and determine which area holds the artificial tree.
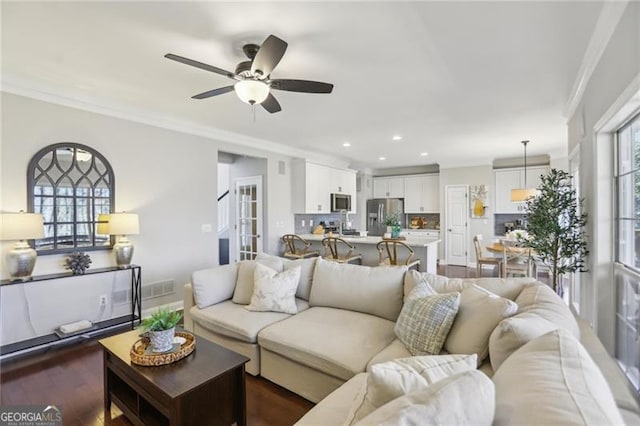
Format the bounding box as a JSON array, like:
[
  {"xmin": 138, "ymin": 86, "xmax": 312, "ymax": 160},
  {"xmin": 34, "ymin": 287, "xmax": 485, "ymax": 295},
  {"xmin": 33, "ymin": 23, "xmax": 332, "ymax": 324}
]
[{"xmin": 522, "ymin": 168, "xmax": 589, "ymax": 296}]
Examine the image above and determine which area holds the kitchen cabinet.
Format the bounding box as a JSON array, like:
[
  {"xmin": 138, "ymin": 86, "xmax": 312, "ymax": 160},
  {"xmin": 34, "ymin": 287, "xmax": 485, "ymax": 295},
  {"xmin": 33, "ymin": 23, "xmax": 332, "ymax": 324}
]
[
  {"xmin": 373, "ymin": 177, "xmax": 405, "ymax": 198},
  {"xmin": 494, "ymin": 166, "xmax": 548, "ymax": 213},
  {"xmin": 292, "ymin": 160, "xmax": 357, "ymax": 214},
  {"xmin": 404, "ymin": 174, "xmax": 439, "ymax": 213}
]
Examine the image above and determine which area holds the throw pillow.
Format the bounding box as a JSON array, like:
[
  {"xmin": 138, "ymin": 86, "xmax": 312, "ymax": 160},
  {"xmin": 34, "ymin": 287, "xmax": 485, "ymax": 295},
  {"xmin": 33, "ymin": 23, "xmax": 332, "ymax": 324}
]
[
  {"xmin": 245, "ymin": 263, "xmax": 301, "ymax": 314},
  {"xmin": 232, "ymin": 255, "xmax": 285, "ymax": 305},
  {"xmin": 354, "ymin": 370, "xmax": 495, "ymax": 426},
  {"xmin": 394, "ymin": 286, "xmax": 460, "ymax": 356},
  {"xmin": 515, "ymin": 283, "xmax": 580, "ymax": 338},
  {"xmin": 191, "ymin": 263, "xmax": 239, "ymax": 309},
  {"xmin": 347, "ymin": 354, "xmax": 478, "ymax": 423},
  {"xmin": 281, "ymin": 256, "xmax": 318, "ymax": 300},
  {"xmin": 444, "ymin": 284, "xmax": 518, "ymax": 364},
  {"xmin": 492, "ymin": 329, "xmax": 625, "ymax": 425},
  {"xmin": 403, "ymin": 269, "xmax": 466, "ymax": 300}
]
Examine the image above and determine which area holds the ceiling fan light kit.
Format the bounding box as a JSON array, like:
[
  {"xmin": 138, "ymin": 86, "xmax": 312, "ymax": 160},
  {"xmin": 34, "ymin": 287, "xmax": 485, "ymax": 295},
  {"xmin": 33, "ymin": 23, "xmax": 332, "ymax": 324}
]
[
  {"xmin": 234, "ymin": 80, "xmax": 270, "ymax": 105},
  {"xmin": 165, "ymin": 34, "xmax": 333, "ymax": 113}
]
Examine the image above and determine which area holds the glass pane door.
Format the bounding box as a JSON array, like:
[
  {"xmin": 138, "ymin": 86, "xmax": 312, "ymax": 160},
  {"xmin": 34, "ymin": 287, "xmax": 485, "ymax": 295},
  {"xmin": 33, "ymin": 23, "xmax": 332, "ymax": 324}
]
[{"xmin": 235, "ymin": 176, "xmax": 263, "ymax": 261}]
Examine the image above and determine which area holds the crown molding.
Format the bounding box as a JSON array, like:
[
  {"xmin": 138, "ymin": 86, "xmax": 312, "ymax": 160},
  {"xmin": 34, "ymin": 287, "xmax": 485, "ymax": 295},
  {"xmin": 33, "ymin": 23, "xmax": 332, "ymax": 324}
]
[
  {"xmin": 1, "ymin": 77, "xmax": 349, "ymax": 168},
  {"xmin": 564, "ymin": 1, "xmax": 629, "ymax": 121}
]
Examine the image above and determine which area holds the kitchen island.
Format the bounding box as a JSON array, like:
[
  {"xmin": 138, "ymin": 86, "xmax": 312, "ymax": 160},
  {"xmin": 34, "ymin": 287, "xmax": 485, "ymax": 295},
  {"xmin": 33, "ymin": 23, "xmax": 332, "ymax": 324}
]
[{"xmin": 297, "ymin": 234, "xmax": 440, "ymax": 273}]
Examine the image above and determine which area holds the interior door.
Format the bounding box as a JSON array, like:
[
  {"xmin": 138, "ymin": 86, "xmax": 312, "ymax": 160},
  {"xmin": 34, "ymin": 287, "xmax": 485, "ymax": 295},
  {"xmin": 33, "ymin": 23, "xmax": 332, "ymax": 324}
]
[
  {"xmin": 234, "ymin": 176, "xmax": 263, "ymax": 261},
  {"xmin": 445, "ymin": 185, "xmax": 469, "ymax": 266}
]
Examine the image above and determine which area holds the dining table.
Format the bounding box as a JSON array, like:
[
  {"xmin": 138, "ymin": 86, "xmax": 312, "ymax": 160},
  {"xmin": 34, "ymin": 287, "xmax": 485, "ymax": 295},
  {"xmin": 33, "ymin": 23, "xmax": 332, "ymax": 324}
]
[{"xmin": 485, "ymin": 242, "xmax": 535, "ymax": 255}]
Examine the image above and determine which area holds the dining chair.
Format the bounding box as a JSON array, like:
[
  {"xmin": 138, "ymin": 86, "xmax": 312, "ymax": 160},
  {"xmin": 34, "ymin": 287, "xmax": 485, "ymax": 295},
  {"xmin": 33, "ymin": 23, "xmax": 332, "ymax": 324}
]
[
  {"xmin": 501, "ymin": 240, "xmax": 534, "ymax": 278},
  {"xmin": 473, "ymin": 235, "xmax": 502, "ymax": 277},
  {"xmin": 281, "ymin": 234, "xmax": 319, "ymax": 260},
  {"xmin": 321, "ymin": 237, "xmax": 362, "ymax": 264},
  {"xmin": 377, "ymin": 240, "xmax": 420, "ymax": 270}
]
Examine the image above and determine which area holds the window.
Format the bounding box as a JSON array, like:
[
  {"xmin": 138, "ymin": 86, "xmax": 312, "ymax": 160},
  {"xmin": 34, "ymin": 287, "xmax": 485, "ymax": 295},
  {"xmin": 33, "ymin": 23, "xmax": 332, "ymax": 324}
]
[
  {"xmin": 28, "ymin": 143, "xmax": 114, "ymax": 253},
  {"xmin": 615, "ymin": 112, "xmax": 640, "ymax": 395}
]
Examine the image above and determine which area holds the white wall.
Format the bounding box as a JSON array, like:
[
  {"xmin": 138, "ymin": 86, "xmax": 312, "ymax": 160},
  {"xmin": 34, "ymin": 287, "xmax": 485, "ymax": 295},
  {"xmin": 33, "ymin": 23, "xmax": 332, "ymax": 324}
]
[
  {"xmin": 439, "ymin": 165, "xmax": 495, "ymax": 266},
  {"xmin": 566, "ymin": 2, "xmax": 640, "ymax": 352},
  {"xmin": 0, "ymin": 92, "xmax": 295, "ymax": 343}
]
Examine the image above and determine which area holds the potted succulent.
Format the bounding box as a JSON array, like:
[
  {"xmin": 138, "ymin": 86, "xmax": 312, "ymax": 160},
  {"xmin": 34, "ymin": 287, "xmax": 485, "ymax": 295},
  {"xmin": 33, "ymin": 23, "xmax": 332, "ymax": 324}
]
[{"xmin": 141, "ymin": 308, "xmax": 183, "ymax": 352}]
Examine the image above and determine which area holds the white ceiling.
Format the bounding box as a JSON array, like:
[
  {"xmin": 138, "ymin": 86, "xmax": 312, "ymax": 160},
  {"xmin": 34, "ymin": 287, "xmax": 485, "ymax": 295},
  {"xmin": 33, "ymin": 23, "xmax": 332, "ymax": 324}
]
[{"xmin": 1, "ymin": 1, "xmax": 604, "ymax": 169}]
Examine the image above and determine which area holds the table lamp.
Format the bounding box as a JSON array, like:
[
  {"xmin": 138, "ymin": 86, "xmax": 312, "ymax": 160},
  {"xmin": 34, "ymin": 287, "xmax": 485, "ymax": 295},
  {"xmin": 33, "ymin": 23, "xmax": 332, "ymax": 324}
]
[
  {"xmin": 109, "ymin": 212, "xmax": 139, "ymax": 269},
  {"xmin": 0, "ymin": 211, "xmax": 44, "ymax": 281}
]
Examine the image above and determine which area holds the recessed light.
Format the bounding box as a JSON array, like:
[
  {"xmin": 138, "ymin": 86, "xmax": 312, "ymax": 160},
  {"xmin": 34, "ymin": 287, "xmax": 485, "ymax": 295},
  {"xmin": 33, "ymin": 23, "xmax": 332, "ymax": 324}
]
[
  {"xmin": 342, "ymin": 142, "xmax": 351, "ymax": 147},
  {"xmin": 420, "ymin": 152, "xmax": 429, "ymax": 156},
  {"xmin": 392, "ymin": 135, "xmax": 402, "ymax": 141},
  {"xmin": 379, "ymin": 156, "xmax": 386, "ymax": 161}
]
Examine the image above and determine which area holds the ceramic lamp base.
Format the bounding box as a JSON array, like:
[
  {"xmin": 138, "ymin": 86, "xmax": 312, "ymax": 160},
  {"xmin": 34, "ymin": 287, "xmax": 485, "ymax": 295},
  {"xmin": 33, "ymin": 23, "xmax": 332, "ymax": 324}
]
[
  {"xmin": 114, "ymin": 236, "xmax": 134, "ymax": 269},
  {"xmin": 7, "ymin": 240, "xmax": 37, "ymax": 281}
]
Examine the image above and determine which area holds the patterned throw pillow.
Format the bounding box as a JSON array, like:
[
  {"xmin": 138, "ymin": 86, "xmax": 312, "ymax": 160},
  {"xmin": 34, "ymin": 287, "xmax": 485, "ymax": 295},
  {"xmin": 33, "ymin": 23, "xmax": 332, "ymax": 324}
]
[
  {"xmin": 395, "ymin": 286, "xmax": 461, "ymax": 356},
  {"xmin": 245, "ymin": 263, "xmax": 301, "ymax": 314}
]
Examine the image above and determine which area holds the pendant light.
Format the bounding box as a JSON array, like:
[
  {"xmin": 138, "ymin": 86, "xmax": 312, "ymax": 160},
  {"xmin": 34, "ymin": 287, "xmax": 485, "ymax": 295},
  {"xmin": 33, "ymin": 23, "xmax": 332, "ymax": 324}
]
[{"xmin": 511, "ymin": 140, "xmax": 539, "ymax": 202}]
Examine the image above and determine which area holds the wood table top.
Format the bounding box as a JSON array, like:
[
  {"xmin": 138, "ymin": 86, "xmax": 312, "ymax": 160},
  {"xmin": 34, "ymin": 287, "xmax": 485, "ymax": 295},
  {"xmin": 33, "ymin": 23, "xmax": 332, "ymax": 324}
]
[
  {"xmin": 100, "ymin": 328, "xmax": 249, "ymax": 398},
  {"xmin": 486, "ymin": 243, "xmax": 534, "ymax": 254}
]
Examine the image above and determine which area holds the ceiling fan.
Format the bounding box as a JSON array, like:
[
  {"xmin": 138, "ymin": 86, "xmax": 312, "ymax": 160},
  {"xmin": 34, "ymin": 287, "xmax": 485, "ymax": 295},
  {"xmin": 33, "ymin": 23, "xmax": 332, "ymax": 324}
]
[{"xmin": 165, "ymin": 34, "xmax": 333, "ymax": 113}]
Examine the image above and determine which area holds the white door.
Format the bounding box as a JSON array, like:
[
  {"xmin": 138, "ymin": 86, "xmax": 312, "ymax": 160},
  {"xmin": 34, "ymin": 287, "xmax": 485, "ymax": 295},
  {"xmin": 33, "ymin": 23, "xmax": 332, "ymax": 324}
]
[
  {"xmin": 445, "ymin": 185, "xmax": 469, "ymax": 266},
  {"xmin": 234, "ymin": 176, "xmax": 263, "ymax": 261}
]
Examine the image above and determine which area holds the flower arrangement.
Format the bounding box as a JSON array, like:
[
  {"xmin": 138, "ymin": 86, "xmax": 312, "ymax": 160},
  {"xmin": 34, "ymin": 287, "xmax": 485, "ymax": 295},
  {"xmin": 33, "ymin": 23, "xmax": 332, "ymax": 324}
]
[
  {"xmin": 507, "ymin": 229, "xmax": 530, "ymax": 242},
  {"xmin": 64, "ymin": 252, "xmax": 92, "ymax": 274}
]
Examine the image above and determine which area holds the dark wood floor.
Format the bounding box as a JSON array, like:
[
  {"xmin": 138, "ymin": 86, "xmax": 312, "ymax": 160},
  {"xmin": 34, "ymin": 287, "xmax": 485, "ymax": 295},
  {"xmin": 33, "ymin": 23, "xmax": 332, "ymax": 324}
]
[{"xmin": 0, "ymin": 265, "xmax": 491, "ymax": 425}]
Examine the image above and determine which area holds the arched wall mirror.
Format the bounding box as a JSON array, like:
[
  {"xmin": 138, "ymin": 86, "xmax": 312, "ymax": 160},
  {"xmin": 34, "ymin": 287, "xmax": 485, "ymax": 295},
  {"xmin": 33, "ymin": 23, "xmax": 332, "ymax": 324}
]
[{"xmin": 27, "ymin": 143, "xmax": 115, "ymax": 254}]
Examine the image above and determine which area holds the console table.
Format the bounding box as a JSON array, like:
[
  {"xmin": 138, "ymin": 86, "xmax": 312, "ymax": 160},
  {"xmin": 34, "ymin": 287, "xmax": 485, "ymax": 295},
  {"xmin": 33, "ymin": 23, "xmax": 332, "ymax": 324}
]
[{"xmin": 0, "ymin": 265, "xmax": 141, "ymax": 359}]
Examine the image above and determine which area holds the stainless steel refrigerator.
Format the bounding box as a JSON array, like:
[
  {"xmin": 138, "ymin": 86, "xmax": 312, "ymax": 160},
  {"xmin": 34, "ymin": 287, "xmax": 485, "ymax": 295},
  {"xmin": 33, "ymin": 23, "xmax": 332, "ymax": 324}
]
[{"xmin": 366, "ymin": 198, "xmax": 405, "ymax": 236}]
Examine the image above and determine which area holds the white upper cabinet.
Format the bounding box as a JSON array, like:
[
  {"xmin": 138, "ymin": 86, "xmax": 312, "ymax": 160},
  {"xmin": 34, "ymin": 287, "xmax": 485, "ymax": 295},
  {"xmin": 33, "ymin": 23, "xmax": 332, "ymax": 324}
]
[
  {"xmin": 404, "ymin": 174, "xmax": 439, "ymax": 213},
  {"xmin": 373, "ymin": 177, "xmax": 405, "ymax": 198},
  {"xmin": 292, "ymin": 160, "xmax": 357, "ymax": 214},
  {"xmin": 494, "ymin": 166, "xmax": 548, "ymax": 213}
]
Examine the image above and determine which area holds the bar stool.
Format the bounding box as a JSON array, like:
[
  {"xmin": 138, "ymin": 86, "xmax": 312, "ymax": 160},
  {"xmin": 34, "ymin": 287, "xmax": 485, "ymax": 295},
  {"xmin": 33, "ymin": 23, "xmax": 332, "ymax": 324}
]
[
  {"xmin": 376, "ymin": 240, "xmax": 420, "ymax": 270},
  {"xmin": 321, "ymin": 237, "xmax": 362, "ymax": 264},
  {"xmin": 281, "ymin": 234, "xmax": 319, "ymax": 260}
]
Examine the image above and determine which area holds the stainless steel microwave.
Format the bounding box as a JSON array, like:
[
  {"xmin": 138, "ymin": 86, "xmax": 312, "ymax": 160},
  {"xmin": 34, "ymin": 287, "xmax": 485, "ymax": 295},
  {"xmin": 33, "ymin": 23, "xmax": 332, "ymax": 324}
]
[{"xmin": 331, "ymin": 193, "xmax": 351, "ymax": 212}]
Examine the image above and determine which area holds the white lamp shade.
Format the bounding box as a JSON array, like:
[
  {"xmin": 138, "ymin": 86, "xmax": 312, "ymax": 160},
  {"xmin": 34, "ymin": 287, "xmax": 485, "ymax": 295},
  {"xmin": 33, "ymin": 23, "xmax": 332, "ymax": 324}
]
[
  {"xmin": 108, "ymin": 213, "xmax": 139, "ymax": 235},
  {"xmin": 234, "ymin": 80, "xmax": 270, "ymax": 104},
  {"xmin": 0, "ymin": 212, "xmax": 44, "ymax": 240},
  {"xmin": 511, "ymin": 188, "xmax": 540, "ymax": 202},
  {"xmin": 97, "ymin": 213, "xmax": 110, "ymax": 234}
]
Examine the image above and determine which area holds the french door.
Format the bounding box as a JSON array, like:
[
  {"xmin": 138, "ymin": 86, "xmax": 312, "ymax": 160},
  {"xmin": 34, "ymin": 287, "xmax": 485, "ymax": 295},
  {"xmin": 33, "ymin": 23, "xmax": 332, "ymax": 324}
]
[{"xmin": 234, "ymin": 176, "xmax": 263, "ymax": 261}]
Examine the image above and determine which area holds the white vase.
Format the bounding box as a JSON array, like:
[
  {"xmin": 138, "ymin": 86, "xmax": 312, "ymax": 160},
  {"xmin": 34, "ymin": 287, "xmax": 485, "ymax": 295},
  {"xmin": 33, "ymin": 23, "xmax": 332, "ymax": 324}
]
[{"xmin": 148, "ymin": 327, "xmax": 175, "ymax": 352}]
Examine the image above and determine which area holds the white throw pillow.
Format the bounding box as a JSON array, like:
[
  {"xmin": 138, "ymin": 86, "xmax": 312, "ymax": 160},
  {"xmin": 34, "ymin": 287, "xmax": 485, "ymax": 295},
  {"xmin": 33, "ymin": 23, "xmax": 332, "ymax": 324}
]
[
  {"xmin": 281, "ymin": 256, "xmax": 317, "ymax": 300},
  {"xmin": 444, "ymin": 284, "xmax": 518, "ymax": 364},
  {"xmin": 493, "ymin": 328, "xmax": 625, "ymax": 425},
  {"xmin": 191, "ymin": 263, "xmax": 238, "ymax": 309},
  {"xmin": 232, "ymin": 255, "xmax": 285, "ymax": 305},
  {"xmin": 347, "ymin": 354, "xmax": 478, "ymax": 423},
  {"xmin": 394, "ymin": 284, "xmax": 460, "ymax": 356},
  {"xmin": 355, "ymin": 370, "xmax": 495, "ymax": 426},
  {"xmin": 245, "ymin": 263, "xmax": 301, "ymax": 314}
]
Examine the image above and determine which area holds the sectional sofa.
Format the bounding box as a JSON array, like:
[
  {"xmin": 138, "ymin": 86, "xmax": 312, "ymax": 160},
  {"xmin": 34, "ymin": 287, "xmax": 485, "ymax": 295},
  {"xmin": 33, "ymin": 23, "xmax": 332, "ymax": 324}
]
[{"xmin": 183, "ymin": 254, "xmax": 640, "ymax": 424}]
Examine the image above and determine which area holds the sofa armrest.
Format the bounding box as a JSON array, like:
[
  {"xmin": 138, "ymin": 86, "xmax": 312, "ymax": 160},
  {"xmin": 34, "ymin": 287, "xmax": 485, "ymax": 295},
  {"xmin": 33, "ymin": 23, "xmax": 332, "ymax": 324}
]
[{"xmin": 183, "ymin": 283, "xmax": 195, "ymax": 331}]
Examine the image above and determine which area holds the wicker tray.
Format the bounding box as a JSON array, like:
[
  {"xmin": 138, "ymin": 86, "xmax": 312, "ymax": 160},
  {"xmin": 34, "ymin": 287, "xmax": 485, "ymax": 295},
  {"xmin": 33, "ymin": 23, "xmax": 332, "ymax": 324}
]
[{"xmin": 130, "ymin": 330, "xmax": 195, "ymax": 366}]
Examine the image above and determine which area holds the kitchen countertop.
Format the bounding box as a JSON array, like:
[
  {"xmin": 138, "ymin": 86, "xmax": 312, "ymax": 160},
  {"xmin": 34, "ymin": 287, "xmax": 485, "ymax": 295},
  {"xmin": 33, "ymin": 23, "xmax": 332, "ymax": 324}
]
[{"xmin": 298, "ymin": 234, "xmax": 441, "ymax": 247}]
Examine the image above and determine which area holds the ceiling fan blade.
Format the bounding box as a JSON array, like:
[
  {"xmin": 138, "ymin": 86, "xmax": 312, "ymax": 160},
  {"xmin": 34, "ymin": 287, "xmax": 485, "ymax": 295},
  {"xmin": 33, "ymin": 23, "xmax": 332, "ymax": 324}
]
[
  {"xmin": 251, "ymin": 35, "xmax": 288, "ymax": 79},
  {"xmin": 165, "ymin": 53, "xmax": 235, "ymax": 79},
  {"xmin": 270, "ymin": 79, "xmax": 334, "ymax": 93},
  {"xmin": 192, "ymin": 86, "xmax": 235, "ymax": 99},
  {"xmin": 261, "ymin": 93, "xmax": 282, "ymax": 113}
]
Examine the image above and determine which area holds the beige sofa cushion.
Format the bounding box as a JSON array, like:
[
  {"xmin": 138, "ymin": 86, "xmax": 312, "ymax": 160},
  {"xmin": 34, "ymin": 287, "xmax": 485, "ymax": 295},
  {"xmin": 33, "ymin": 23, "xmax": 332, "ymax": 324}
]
[
  {"xmin": 367, "ymin": 339, "xmax": 412, "ymax": 371},
  {"xmin": 282, "ymin": 257, "xmax": 317, "ymax": 300},
  {"xmin": 516, "ymin": 283, "xmax": 580, "ymax": 338},
  {"xmin": 444, "ymin": 284, "xmax": 518, "ymax": 364},
  {"xmin": 472, "ymin": 277, "xmax": 536, "ymax": 300},
  {"xmin": 310, "ymin": 257, "xmax": 406, "ymax": 321},
  {"xmin": 189, "ymin": 299, "xmax": 309, "ymax": 343},
  {"xmin": 493, "ymin": 328, "xmax": 625, "ymax": 425},
  {"xmin": 349, "ymin": 354, "xmax": 478, "ymax": 423},
  {"xmin": 258, "ymin": 307, "xmax": 397, "ymax": 381},
  {"xmin": 404, "ymin": 270, "xmax": 465, "ymax": 297},
  {"xmin": 355, "ymin": 370, "xmax": 495, "ymax": 426},
  {"xmin": 191, "ymin": 263, "xmax": 238, "ymax": 309}
]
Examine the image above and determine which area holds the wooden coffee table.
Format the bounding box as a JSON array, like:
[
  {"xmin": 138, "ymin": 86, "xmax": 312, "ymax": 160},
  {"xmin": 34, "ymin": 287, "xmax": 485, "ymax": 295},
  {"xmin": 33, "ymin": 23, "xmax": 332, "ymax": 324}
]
[{"xmin": 100, "ymin": 329, "xmax": 249, "ymax": 426}]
